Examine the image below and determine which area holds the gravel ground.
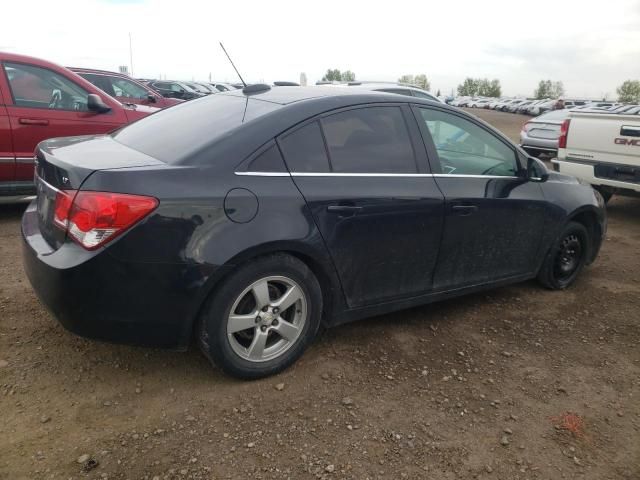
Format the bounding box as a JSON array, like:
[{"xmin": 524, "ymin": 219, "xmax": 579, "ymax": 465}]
[{"xmin": 1, "ymin": 108, "xmax": 639, "ymax": 480}]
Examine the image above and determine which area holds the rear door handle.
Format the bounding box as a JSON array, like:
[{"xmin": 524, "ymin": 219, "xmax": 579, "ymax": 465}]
[
  {"xmin": 451, "ymin": 205, "xmax": 478, "ymax": 216},
  {"xmin": 327, "ymin": 205, "xmax": 363, "ymax": 213},
  {"xmin": 19, "ymin": 118, "xmax": 49, "ymax": 126}
]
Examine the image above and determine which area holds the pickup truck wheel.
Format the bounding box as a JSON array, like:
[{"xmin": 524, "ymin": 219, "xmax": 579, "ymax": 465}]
[
  {"xmin": 197, "ymin": 254, "xmax": 322, "ymax": 379},
  {"xmin": 537, "ymin": 221, "xmax": 589, "ymax": 290}
]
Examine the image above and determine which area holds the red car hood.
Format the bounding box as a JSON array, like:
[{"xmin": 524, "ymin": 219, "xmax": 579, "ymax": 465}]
[{"xmin": 123, "ymin": 103, "xmax": 160, "ymax": 122}]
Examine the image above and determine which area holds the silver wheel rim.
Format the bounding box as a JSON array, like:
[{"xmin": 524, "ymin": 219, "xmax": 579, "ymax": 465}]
[{"xmin": 226, "ymin": 275, "xmax": 307, "ymax": 363}]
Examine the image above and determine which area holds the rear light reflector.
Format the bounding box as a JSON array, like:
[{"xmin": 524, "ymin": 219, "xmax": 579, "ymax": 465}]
[
  {"xmin": 558, "ymin": 119, "xmax": 571, "ymax": 149},
  {"xmin": 53, "ymin": 191, "xmax": 158, "ymax": 250}
]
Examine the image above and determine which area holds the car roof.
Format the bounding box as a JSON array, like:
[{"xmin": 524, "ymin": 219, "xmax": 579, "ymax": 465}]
[{"xmin": 69, "ymin": 67, "xmax": 129, "ymax": 77}]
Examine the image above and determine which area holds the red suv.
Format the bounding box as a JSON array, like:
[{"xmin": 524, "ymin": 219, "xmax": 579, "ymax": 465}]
[
  {"xmin": 0, "ymin": 52, "xmax": 158, "ymax": 196},
  {"xmin": 70, "ymin": 68, "xmax": 183, "ymax": 109}
]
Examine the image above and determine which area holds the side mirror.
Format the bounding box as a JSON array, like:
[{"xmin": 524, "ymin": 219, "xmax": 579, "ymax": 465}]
[
  {"xmin": 147, "ymin": 94, "xmax": 157, "ymax": 103},
  {"xmin": 527, "ymin": 156, "xmax": 549, "ymax": 182},
  {"xmin": 87, "ymin": 94, "xmax": 111, "ymax": 113}
]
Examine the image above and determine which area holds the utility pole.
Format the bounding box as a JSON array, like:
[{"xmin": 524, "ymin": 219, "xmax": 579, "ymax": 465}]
[{"xmin": 129, "ymin": 32, "xmax": 134, "ymax": 77}]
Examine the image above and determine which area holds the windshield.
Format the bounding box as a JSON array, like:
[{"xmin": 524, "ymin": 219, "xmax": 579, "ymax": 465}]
[{"xmin": 112, "ymin": 93, "xmax": 280, "ymax": 163}]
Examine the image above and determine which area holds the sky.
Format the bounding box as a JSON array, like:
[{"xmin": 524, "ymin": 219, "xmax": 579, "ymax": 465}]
[{"xmin": 1, "ymin": 0, "xmax": 639, "ymax": 99}]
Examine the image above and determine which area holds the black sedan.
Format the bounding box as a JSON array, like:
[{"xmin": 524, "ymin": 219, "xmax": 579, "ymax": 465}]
[{"xmin": 22, "ymin": 86, "xmax": 606, "ymax": 379}]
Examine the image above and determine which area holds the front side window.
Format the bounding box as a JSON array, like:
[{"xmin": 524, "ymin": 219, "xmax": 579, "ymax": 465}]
[
  {"xmin": 321, "ymin": 106, "xmax": 417, "ymax": 173},
  {"xmin": 111, "ymin": 77, "xmax": 149, "ymax": 99},
  {"xmin": 418, "ymin": 108, "xmax": 518, "ymax": 176},
  {"xmin": 4, "ymin": 62, "xmax": 90, "ymax": 111}
]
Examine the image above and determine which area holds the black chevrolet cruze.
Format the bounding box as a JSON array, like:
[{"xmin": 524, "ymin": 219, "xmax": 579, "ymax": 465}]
[{"xmin": 22, "ymin": 86, "xmax": 606, "ymax": 378}]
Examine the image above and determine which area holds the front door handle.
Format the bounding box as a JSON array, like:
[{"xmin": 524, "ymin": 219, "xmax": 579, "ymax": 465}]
[
  {"xmin": 327, "ymin": 205, "xmax": 363, "ymax": 213},
  {"xmin": 451, "ymin": 205, "xmax": 478, "ymax": 216},
  {"xmin": 19, "ymin": 118, "xmax": 49, "ymax": 126}
]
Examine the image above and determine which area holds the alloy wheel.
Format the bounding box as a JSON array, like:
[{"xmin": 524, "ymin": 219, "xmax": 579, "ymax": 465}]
[{"xmin": 226, "ymin": 276, "xmax": 307, "ymax": 362}]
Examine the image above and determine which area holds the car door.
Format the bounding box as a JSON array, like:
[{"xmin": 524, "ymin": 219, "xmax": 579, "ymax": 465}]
[
  {"xmin": 278, "ymin": 104, "xmax": 445, "ymax": 308},
  {"xmin": 0, "ymin": 81, "xmax": 15, "ymax": 183},
  {"xmin": 2, "ymin": 61, "xmax": 128, "ymax": 181},
  {"xmin": 413, "ymin": 105, "xmax": 547, "ymax": 290}
]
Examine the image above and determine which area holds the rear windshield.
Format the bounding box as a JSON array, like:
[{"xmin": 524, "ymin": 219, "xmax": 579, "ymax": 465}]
[{"xmin": 113, "ymin": 94, "xmax": 280, "ymax": 163}]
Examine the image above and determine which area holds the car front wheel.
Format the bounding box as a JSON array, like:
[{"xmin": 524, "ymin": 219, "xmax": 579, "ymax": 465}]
[
  {"xmin": 198, "ymin": 254, "xmax": 322, "ymax": 379},
  {"xmin": 537, "ymin": 221, "xmax": 590, "ymax": 289}
]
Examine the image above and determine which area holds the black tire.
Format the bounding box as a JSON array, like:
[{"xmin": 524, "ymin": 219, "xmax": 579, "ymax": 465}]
[
  {"xmin": 198, "ymin": 253, "xmax": 322, "ymax": 379},
  {"xmin": 537, "ymin": 221, "xmax": 590, "ymax": 290}
]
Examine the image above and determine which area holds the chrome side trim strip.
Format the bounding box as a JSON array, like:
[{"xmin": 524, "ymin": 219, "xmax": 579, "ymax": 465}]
[
  {"xmin": 34, "ymin": 174, "xmax": 62, "ymax": 194},
  {"xmin": 433, "ymin": 174, "xmax": 521, "ymax": 180},
  {"xmin": 0, "ymin": 157, "xmax": 15, "ymax": 163},
  {"xmin": 235, "ymin": 171, "xmax": 521, "ymax": 179},
  {"xmin": 292, "ymin": 172, "xmax": 434, "ymax": 178},
  {"xmin": 16, "ymin": 157, "xmax": 35, "ymax": 164},
  {"xmin": 234, "ymin": 171, "xmax": 290, "ymax": 177}
]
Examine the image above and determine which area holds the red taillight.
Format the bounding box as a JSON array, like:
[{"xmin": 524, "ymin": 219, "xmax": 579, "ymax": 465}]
[
  {"xmin": 53, "ymin": 191, "xmax": 158, "ymax": 250},
  {"xmin": 53, "ymin": 189, "xmax": 76, "ymax": 229},
  {"xmin": 559, "ymin": 119, "xmax": 571, "ymax": 149}
]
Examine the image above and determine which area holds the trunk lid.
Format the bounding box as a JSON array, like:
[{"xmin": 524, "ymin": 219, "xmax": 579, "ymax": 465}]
[{"xmin": 35, "ymin": 134, "xmax": 164, "ymax": 250}]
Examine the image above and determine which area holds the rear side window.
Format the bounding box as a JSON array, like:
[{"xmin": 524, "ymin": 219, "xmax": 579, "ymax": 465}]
[
  {"xmin": 321, "ymin": 106, "xmax": 417, "ymax": 173},
  {"xmin": 279, "ymin": 122, "xmax": 330, "ymax": 172},
  {"xmin": 113, "ymin": 94, "xmax": 280, "ymax": 163}
]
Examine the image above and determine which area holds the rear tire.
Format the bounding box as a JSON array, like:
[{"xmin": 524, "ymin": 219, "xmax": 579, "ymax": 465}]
[
  {"xmin": 198, "ymin": 254, "xmax": 322, "ymax": 379},
  {"xmin": 537, "ymin": 221, "xmax": 590, "ymax": 290}
]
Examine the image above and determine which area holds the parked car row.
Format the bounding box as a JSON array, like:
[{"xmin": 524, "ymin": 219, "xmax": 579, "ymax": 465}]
[
  {"xmin": 0, "ymin": 52, "xmax": 158, "ymax": 196},
  {"xmin": 450, "ymin": 95, "xmax": 622, "ymax": 117},
  {"xmin": 139, "ymin": 80, "xmax": 239, "ymax": 101}
]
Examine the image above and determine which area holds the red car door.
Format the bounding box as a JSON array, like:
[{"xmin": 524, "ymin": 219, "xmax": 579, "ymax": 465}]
[
  {"xmin": 1, "ymin": 60, "xmax": 128, "ymax": 181},
  {"xmin": 0, "ymin": 81, "xmax": 15, "ymax": 183}
]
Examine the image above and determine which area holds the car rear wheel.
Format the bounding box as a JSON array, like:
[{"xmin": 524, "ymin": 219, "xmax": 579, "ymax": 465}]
[
  {"xmin": 537, "ymin": 221, "xmax": 589, "ymax": 290},
  {"xmin": 198, "ymin": 254, "xmax": 322, "ymax": 379}
]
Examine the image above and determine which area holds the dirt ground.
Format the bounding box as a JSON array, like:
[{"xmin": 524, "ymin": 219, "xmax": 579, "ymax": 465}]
[{"xmin": 1, "ymin": 108, "xmax": 638, "ymax": 480}]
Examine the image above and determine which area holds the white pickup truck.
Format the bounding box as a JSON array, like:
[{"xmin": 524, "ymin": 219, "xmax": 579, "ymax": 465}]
[{"xmin": 553, "ymin": 108, "xmax": 640, "ymax": 202}]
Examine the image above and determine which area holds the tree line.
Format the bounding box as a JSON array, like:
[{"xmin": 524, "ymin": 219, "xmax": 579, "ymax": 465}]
[{"xmin": 320, "ymin": 70, "xmax": 640, "ymax": 103}]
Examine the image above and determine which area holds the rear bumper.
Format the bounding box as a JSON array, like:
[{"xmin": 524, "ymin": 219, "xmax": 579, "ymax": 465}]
[
  {"xmin": 554, "ymin": 158, "xmax": 640, "ymax": 193},
  {"xmin": 21, "ymin": 201, "xmax": 219, "ymax": 349}
]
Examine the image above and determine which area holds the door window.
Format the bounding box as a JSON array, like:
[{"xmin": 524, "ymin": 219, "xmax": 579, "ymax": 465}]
[
  {"xmin": 418, "ymin": 108, "xmax": 518, "ymax": 176},
  {"xmin": 4, "ymin": 62, "xmax": 90, "ymax": 111},
  {"xmin": 111, "ymin": 77, "xmax": 149, "ymax": 99},
  {"xmin": 321, "ymin": 106, "xmax": 417, "ymax": 173}
]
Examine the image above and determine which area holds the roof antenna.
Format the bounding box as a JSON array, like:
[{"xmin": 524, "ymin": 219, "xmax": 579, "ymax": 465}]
[{"xmin": 219, "ymin": 42, "xmax": 247, "ymax": 88}]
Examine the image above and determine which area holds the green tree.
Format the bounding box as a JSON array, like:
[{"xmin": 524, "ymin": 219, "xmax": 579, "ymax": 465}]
[
  {"xmin": 398, "ymin": 74, "xmax": 415, "ymax": 85},
  {"xmin": 341, "ymin": 70, "xmax": 356, "ymax": 82},
  {"xmin": 617, "ymin": 80, "xmax": 640, "ymax": 103},
  {"xmin": 413, "ymin": 74, "xmax": 430, "ymax": 91},
  {"xmin": 398, "ymin": 74, "xmax": 431, "ymax": 91},
  {"xmin": 322, "ymin": 69, "xmax": 341, "ymax": 82},
  {"xmin": 535, "ymin": 80, "xmax": 564, "ymax": 99},
  {"xmin": 321, "ymin": 69, "xmax": 356, "ymax": 82},
  {"xmin": 457, "ymin": 77, "xmax": 479, "ymax": 96}
]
